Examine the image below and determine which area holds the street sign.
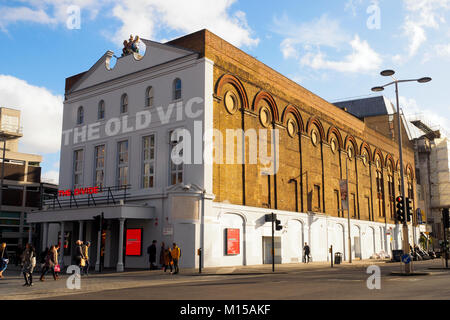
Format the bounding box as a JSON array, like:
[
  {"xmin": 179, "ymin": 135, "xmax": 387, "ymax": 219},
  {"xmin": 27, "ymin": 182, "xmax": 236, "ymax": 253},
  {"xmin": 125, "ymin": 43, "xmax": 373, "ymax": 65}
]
[
  {"xmin": 401, "ymin": 254, "xmax": 411, "ymax": 264},
  {"xmin": 163, "ymin": 227, "xmax": 173, "ymax": 236}
]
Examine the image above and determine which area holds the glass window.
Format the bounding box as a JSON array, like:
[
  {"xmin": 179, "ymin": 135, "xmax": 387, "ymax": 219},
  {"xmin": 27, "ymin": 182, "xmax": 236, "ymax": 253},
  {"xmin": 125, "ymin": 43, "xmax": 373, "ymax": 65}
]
[
  {"xmin": 117, "ymin": 141, "xmax": 128, "ymax": 186},
  {"xmin": 98, "ymin": 100, "xmax": 105, "ymax": 120},
  {"xmin": 142, "ymin": 135, "xmax": 155, "ymax": 188},
  {"xmin": 73, "ymin": 149, "xmax": 84, "ymax": 188},
  {"xmin": 121, "ymin": 94, "xmax": 128, "ymax": 114},
  {"xmin": 94, "ymin": 145, "xmax": 105, "ymax": 188},
  {"xmin": 169, "ymin": 130, "xmax": 183, "ymax": 185},
  {"xmin": 146, "ymin": 86, "xmax": 154, "ymax": 107},
  {"xmin": 77, "ymin": 106, "xmax": 84, "ymax": 125},
  {"xmin": 173, "ymin": 78, "xmax": 182, "ymax": 100}
]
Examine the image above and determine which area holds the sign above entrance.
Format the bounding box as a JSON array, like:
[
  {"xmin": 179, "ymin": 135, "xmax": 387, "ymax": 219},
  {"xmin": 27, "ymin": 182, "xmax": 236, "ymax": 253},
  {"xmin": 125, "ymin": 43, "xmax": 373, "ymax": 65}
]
[
  {"xmin": 58, "ymin": 186, "xmax": 100, "ymax": 197},
  {"xmin": 226, "ymin": 228, "xmax": 240, "ymax": 255}
]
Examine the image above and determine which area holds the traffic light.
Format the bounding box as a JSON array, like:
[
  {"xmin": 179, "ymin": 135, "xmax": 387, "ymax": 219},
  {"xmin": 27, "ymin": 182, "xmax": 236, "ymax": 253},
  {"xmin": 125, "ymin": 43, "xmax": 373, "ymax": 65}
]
[
  {"xmin": 275, "ymin": 219, "xmax": 283, "ymax": 231},
  {"xmin": 396, "ymin": 196, "xmax": 405, "ymax": 223},
  {"xmin": 406, "ymin": 198, "xmax": 413, "ymax": 222},
  {"xmin": 443, "ymin": 208, "xmax": 450, "ymax": 229}
]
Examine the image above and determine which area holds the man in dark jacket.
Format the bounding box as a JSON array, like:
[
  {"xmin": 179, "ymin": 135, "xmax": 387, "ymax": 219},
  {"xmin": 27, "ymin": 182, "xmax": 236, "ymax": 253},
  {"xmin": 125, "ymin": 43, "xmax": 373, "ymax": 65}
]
[
  {"xmin": 303, "ymin": 242, "xmax": 311, "ymax": 263},
  {"xmin": 147, "ymin": 240, "xmax": 157, "ymax": 270}
]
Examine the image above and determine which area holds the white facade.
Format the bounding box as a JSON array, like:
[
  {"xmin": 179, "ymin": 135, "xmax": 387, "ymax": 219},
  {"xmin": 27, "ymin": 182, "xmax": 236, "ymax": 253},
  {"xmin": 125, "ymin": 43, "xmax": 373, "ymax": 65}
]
[{"xmin": 28, "ymin": 39, "xmax": 418, "ymax": 271}]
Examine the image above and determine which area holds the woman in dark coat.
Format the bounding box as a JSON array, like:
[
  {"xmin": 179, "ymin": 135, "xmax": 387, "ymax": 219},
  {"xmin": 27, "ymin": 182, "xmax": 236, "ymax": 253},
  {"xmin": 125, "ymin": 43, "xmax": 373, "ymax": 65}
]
[
  {"xmin": 0, "ymin": 242, "xmax": 9, "ymax": 278},
  {"xmin": 21, "ymin": 243, "xmax": 36, "ymax": 286},
  {"xmin": 40, "ymin": 246, "xmax": 57, "ymax": 281}
]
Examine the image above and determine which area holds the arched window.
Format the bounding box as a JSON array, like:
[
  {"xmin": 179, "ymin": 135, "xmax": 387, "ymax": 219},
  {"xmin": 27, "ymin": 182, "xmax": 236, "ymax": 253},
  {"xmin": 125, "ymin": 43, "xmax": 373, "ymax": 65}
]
[
  {"xmin": 387, "ymin": 162, "xmax": 395, "ymax": 219},
  {"xmin": 146, "ymin": 86, "xmax": 154, "ymax": 107},
  {"xmin": 98, "ymin": 100, "xmax": 105, "ymax": 120},
  {"xmin": 173, "ymin": 78, "xmax": 182, "ymax": 100},
  {"xmin": 375, "ymin": 156, "xmax": 385, "ymax": 218},
  {"xmin": 121, "ymin": 93, "xmax": 128, "ymax": 113},
  {"xmin": 77, "ymin": 106, "xmax": 84, "ymax": 125}
]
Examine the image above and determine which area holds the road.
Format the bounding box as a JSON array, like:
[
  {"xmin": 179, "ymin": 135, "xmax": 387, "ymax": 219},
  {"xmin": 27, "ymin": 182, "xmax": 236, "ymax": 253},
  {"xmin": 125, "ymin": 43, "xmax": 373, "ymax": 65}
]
[{"xmin": 34, "ymin": 259, "xmax": 450, "ymax": 300}]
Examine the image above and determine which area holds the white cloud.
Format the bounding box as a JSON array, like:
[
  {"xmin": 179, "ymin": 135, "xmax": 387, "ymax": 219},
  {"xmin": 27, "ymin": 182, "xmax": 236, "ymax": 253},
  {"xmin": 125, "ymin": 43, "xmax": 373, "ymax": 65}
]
[
  {"xmin": 109, "ymin": 0, "xmax": 259, "ymax": 48},
  {"xmin": 0, "ymin": 0, "xmax": 259, "ymax": 49},
  {"xmin": 41, "ymin": 170, "xmax": 59, "ymax": 184},
  {"xmin": 274, "ymin": 14, "xmax": 382, "ymax": 74},
  {"xmin": 300, "ymin": 35, "xmax": 382, "ymax": 73},
  {"xmin": 0, "ymin": 75, "xmax": 63, "ymax": 154},
  {"xmin": 401, "ymin": 0, "xmax": 450, "ymax": 57}
]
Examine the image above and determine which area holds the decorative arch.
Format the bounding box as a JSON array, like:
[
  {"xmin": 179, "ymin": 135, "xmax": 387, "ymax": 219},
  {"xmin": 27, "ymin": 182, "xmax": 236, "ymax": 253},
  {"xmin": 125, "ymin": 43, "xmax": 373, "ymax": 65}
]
[
  {"xmin": 215, "ymin": 74, "xmax": 249, "ymax": 110},
  {"xmin": 252, "ymin": 91, "xmax": 280, "ymax": 122},
  {"xmin": 344, "ymin": 135, "xmax": 359, "ymax": 155},
  {"xmin": 405, "ymin": 163, "xmax": 415, "ymax": 180},
  {"xmin": 306, "ymin": 117, "xmax": 326, "ymax": 141},
  {"xmin": 281, "ymin": 104, "xmax": 304, "ymax": 133},
  {"xmin": 216, "ymin": 210, "xmax": 248, "ymax": 224},
  {"xmin": 372, "ymin": 148, "xmax": 385, "ymax": 168},
  {"xmin": 396, "ymin": 159, "xmax": 401, "ymax": 171},
  {"xmin": 359, "ymin": 141, "xmax": 373, "ymax": 162},
  {"xmin": 326, "ymin": 126, "xmax": 344, "ymax": 149},
  {"xmin": 385, "ymin": 154, "xmax": 395, "ymax": 170}
]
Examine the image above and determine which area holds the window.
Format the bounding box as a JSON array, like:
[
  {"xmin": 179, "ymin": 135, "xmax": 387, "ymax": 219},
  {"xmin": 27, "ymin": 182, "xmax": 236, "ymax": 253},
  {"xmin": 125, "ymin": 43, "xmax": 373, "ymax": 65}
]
[
  {"xmin": 173, "ymin": 78, "xmax": 182, "ymax": 100},
  {"xmin": 375, "ymin": 156, "xmax": 385, "ymax": 217},
  {"xmin": 98, "ymin": 100, "xmax": 105, "ymax": 120},
  {"xmin": 314, "ymin": 185, "xmax": 321, "ymax": 211},
  {"xmin": 121, "ymin": 93, "xmax": 128, "ymax": 113},
  {"xmin": 146, "ymin": 86, "xmax": 154, "ymax": 107},
  {"xmin": 73, "ymin": 149, "xmax": 84, "ymax": 188},
  {"xmin": 335, "ymin": 190, "xmax": 340, "ymax": 217},
  {"xmin": 169, "ymin": 130, "xmax": 183, "ymax": 185},
  {"xmin": 94, "ymin": 145, "xmax": 105, "ymax": 188},
  {"xmin": 350, "ymin": 193, "xmax": 357, "ymax": 218},
  {"xmin": 117, "ymin": 141, "xmax": 128, "ymax": 186},
  {"xmin": 77, "ymin": 106, "xmax": 84, "ymax": 125},
  {"xmin": 142, "ymin": 135, "xmax": 155, "ymax": 188},
  {"xmin": 387, "ymin": 164, "xmax": 395, "ymax": 219}
]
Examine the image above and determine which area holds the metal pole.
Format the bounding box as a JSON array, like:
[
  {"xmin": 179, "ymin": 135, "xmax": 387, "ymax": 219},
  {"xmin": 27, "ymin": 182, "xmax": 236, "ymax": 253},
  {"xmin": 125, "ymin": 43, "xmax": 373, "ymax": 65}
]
[
  {"xmin": 330, "ymin": 245, "xmax": 333, "ymax": 268},
  {"xmin": 272, "ymin": 212, "xmax": 275, "ymax": 273},
  {"xmin": 444, "ymin": 221, "xmax": 448, "ymax": 269},
  {"xmin": 347, "ymin": 157, "xmax": 352, "ymax": 263},
  {"xmin": 395, "ymin": 81, "xmax": 412, "ymax": 274}
]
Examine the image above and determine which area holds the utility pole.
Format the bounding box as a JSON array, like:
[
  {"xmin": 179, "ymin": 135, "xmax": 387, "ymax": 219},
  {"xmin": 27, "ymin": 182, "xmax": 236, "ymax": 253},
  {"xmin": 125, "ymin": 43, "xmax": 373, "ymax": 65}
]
[
  {"xmin": 272, "ymin": 212, "xmax": 275, "ymax": 273},
  {"xmin": 346, "ymin": 157, "xmax": 352, "ymax": 263}
]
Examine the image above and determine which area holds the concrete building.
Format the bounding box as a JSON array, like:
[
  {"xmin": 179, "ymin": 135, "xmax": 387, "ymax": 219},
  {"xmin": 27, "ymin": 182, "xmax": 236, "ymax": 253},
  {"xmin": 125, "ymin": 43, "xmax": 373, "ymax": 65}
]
[
  {"xmin": 0, "ymin": 107, "xmax": 57, "ymax": 261},
  {"xmin": 411, "ymin": 119, "xmax": 450, "ymax": 248},
  {"xmin": 28, "ymin": 30, "xmax": 418, "ymax": 271}
]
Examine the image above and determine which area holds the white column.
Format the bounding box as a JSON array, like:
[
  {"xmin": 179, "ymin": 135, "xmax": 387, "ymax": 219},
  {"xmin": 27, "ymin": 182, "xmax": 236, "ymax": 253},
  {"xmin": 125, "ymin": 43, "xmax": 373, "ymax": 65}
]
[
  {"xmin": 116, "ymin": 218, "xmax": 125, "ymax": 272},
  {"xmin": 95, "ymin": 229, "xmax": 101, "ymax": 272},
  {"xmin": 78, "ymin": 221, "xmax": 84, "ymax": 241},
  {"xmin": 28, "ymin": 223, "xmax": 33, "ymax": 243},
  {"xmin": 59, "ymin": 221, "xmax": 65, "ymax": 268}
]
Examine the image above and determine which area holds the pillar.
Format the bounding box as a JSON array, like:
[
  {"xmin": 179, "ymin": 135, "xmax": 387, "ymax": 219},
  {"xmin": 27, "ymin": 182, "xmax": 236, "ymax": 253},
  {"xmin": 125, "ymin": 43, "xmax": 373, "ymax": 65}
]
[
  {"xmin": 95, "ymin": 229, "xmax": 101, "ymax": 272},
  {"xmin": 116, "ymin": 218, "xmax": 125, "ymax": 272},
  {"xmin": 78, "ymin": 220, "xmax": 84, "ymax": 241},
  {"xmin": 42, "ymin": 222, "xmax": 48, "ymax": 251},
  {"xmin": 59, "ymin": 221, "xmax": 65, "ymax": 268},
  {"xmin": 28, "ymin": 223, "xmax": 33, "ymax": 243}
]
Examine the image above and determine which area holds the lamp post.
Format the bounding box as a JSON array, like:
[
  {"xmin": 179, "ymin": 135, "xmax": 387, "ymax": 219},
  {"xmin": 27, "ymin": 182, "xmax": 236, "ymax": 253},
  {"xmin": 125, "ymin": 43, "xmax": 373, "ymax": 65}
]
[{"xmin": 371, "ymin": 70, "xmax": 431, "ymax": 273}]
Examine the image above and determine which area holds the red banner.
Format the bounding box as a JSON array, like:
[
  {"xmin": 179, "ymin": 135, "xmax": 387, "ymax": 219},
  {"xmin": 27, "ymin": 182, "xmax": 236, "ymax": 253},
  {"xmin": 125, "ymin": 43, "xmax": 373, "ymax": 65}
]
[
  {"xmin": 126, "ymin": 229, "xmax": 142, "ymax": 256},
  {"xmin": 226, "ymin": 228, "xmax": 240, "ymax": 255}
]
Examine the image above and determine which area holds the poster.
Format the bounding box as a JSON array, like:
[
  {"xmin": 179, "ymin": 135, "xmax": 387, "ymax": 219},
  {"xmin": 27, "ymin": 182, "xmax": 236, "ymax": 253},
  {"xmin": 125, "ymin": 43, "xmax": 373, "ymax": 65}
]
[
  {"xmin": 126, "ymin": 229, "xmax": 142, "ymax": 256},
  {"xmin": 226, "ymin": 228, "xmax": 240, "ymax": 255}
]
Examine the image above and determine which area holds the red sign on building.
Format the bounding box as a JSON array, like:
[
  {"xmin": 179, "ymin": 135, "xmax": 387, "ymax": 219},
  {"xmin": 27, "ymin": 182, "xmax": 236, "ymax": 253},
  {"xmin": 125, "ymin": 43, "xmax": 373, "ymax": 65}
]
[
  {"xmin": 126, "ymin": 229, "xmax": 142, "ymax": 256},
  {"xmin": 226, "ymin": 228, "xmax": 240, "ymax": 255}
]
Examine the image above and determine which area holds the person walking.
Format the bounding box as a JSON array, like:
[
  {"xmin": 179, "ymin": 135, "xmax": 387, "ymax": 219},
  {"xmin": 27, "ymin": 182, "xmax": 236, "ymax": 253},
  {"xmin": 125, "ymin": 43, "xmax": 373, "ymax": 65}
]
[
  {"xmin": 171, "ymin": 243, "xmax": 181, "ymax": 274},
  {"xmin": 82, "ymin": 241, "xmax": 91, "ymax": 275},
  {"xmin": 0, "ymin": 243, "xmax": 9, "ymax": 279},
  {"xmin": 40, "ymin": 246, "xmax": 58, "ymax": 281},
  {"xmin": 21, "ymin": 243, "xmax": 36, "ymax": 286},
  {"xmin": 75, "ymin": 240, "xmax": 85, "ymax": 271},
  {"xmin": 303, "ymin": 242, "xmax": 311, "ymax": 263},
  {"xmin": 159, "ymin": 242, "xmax": 166, "ymax": 270},
  {"xmin": 147, "ymin": 240, "xmax": 157, "ymax": 270}
]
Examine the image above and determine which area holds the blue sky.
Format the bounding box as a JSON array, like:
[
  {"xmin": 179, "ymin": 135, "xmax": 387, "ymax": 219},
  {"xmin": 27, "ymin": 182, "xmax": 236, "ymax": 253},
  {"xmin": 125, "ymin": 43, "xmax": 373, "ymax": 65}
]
[{"xmin": 0, "ymin": 0, "xmax": 449, "ymax": 183}]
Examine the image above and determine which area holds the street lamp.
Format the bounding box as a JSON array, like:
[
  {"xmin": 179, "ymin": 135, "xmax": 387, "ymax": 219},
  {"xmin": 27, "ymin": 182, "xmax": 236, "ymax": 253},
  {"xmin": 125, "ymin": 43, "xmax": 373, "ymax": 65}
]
[{"xmin": 371, "ymin": 69, "xmax": 431, "ymax": 274}]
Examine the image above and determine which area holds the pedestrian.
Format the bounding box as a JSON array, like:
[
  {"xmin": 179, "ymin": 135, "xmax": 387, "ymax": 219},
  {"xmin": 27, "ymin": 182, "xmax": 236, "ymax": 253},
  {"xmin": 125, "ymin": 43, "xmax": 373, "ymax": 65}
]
[
  {"xmin": 171, "ymin": 243, "xmax": 181, "ymax": 274},
  {"xmin": 147, "ymin": 240, "xmax": 157, "ymax": 270},
  {"xmin": 54, "ymin": 244, "xmax": 60, "ymax": 277},
  {"xmin": 15, "ymin": 244, "xmax": 23, "ymax": 266},
  {"xmin": 82, "ymin": 241, "xmax": 91, "ymax": 275},
  {"xmin": 40, "ymin": 246, "xmax": 57, "ymax": 281},
  {"xmin": 164, "ymin": 247, "xmax": 173, "ymax": 273},
  {"xmin": 75, "ymin": 240, "xmax": 85, "ymax": 271},
  {"xmin": 303, "ymin": 242, "xmax": 311, "ymax": 263},
  {"xmin": 159, "ymin": 242, "xmax": 166, "ymax": 270},
  {"xmin": 38, "ymin": 247, "xmax": 48, "ymax": 273},
  {"xmin": 21, "ymin": 243, "xmax": 36, "ymax": 286},
  {"xmin": 0, "ymin": 243, "xmax": 9, "ymax": 279}
]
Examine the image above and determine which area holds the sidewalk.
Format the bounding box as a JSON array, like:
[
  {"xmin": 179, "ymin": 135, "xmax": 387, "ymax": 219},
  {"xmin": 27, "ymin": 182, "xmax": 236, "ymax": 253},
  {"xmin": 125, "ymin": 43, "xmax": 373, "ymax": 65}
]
[{"xmin": 0, "ymin": 258, "xmax": 390, "ymax": 300}]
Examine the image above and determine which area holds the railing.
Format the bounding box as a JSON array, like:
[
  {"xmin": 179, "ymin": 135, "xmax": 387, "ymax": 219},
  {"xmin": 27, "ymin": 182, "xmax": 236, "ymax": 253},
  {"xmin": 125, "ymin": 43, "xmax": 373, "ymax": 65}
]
[{"xmin": 42, "ymin": 185, "xmax": 131, "ymax": 210}]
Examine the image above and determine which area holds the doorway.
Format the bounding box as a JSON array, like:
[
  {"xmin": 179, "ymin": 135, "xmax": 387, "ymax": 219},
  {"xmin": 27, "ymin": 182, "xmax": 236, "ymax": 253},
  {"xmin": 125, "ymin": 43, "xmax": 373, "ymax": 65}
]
[{"xmin": 262, "ymin": 236, "xmax": 281, "ymax": 264}]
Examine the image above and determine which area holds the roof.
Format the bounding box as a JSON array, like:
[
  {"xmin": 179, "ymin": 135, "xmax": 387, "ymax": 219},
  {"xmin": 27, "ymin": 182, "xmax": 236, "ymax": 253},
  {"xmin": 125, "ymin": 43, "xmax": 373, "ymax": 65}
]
[{"xmin": 333, "ymin": 96, "xmax": 395, "ymax": 119}]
